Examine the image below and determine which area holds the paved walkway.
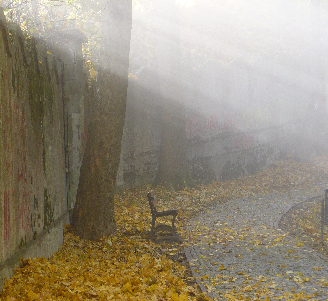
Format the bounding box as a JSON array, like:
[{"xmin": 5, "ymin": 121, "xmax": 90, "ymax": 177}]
[{"xmin": 184, "ymin": 183, "xmax": 328, "ymax": 300}]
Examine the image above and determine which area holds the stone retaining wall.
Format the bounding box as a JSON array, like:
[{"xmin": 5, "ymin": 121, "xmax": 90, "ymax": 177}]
[
  {"xmin": 117, "ymin": 55, "xmax": 328, "ymax": 187},
  {"xmin": 0, "ymin": 8, "xmax": 91, "ymax": 290}
]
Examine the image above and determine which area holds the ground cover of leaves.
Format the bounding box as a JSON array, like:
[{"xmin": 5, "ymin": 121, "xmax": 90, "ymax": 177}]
[
  {"xmin": 1, "ymin": 155, "xmax": 328, "ymax": 300},
  {"xmin": 279, "ymin": 196, "xmax": 328, "ymax": 257},
  {"xmin": 277, "ymin": 156, "xmax": 328, "ymax": 258}
]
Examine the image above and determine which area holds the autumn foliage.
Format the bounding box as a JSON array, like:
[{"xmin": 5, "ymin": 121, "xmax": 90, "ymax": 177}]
[{"xmin": 1, "ymin": 156, "xmax": 328, "ymax": 300}]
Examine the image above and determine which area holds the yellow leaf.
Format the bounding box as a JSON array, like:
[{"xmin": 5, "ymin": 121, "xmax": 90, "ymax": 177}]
[
  {"xmin": 147, "ymin": 284, "xmax": 158, "ymax": 293},
  {"xmin": 171, "ymin": 292, "xmax": 180, "ymax": 301},
  {"xmin": 122, "ymin": 282, "xmax": 133, "ymax": 294},
  {"xmin": 27, "ymin": 291, "xmax": 39, "ymax": 300},
  {"xmin": 178, "ymin": 293, "xmax": 188, "ymax": 301},
  {"xmin": 218, "ymin": 264, "xmax": 227, "ymax": 270}
]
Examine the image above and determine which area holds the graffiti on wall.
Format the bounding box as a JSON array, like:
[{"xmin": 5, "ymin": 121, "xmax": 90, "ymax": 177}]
[
  {"xmin": 2, "ymin": 69, "xmax": 12, "ymax": 247},
  {"xmin": 3, "ymin": 191, "xmax": 10, "ymax": 246},
  {"xmin": 2, "ymin": 70, "xmax": 31, "ymax": 247},
  {"xmin": 14, "ymin": 101, "xmax": 31, "ymax": 235}
]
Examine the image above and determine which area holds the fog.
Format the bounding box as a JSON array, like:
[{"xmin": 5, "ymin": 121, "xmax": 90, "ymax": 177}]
[
  {"xmin": 131, "ymin": 0, "xmax": 327, "ymax": 130},
  {"xmin": 130, "ymin": 0, "xmax": 327, "ymax": 125},
  {"xmin": 1, "ymin": 0, "xmax": 327, "ymax": 185},
  {"xmin": 119, "ymin": 0, "xmax": 328, "ymax": 186}
]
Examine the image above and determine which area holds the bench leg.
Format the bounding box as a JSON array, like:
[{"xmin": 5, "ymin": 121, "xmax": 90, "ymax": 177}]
[
  {"xmin": 172, "ymin": 215, "xmax": 177, "ymax": 229},
  {"xmin": 151, "ymin": 215, "xmax": 156, "ymax": 233}
]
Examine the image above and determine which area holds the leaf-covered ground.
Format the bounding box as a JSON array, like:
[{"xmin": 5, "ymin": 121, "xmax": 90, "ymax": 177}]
[
  {"xmin": 1, "ymin": 156, "xmax": 328, "ymax": 300},
  {"xmin": 279, "ymin": 196, "xmax": 328, "ymax": 257},
  {"xmin": 278, "ymin": 156, "xmax": 328, "ymax": 258}
]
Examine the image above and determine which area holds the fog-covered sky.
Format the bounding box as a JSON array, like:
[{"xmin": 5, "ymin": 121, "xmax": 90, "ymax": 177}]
[{"xmin": 129, "ymin": 0, "xmax": 327, "ymax": 137}]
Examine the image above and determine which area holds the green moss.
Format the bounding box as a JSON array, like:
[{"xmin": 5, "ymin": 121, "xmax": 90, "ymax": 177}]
[
  {"xmin": 43, "ymin": 55, "xmax": 55, "ymax": 115},
  {"xmin": 19, "ymin": 237, "xmax": 25, "ymax": 249},
  {"xmin": 42, "ymin": 130, "xmax": 46, "ymax": 174},
  {"xmin": 44, "ymin": 188, "xmax": 54, "ymax": 229},
  {"xmin": 8, "ymin": 29, "xmax": 15, "ymax": 43},
  {"xmin": 26, "ymin": 38, "xmax": 44, "ymax": 136},
  {"xmin": 11, "ymin": 66, "xmax": 15, "ymax": 91},
  {"xmin": 16, "ymin": 72, "xmax": 20, "ymax": 98},
  {"xmin": 34, "ymin": 196, "xmax": 38, "ymax": 209}
]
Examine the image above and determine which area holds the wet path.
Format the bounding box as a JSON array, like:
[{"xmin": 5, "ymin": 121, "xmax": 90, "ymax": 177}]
[{"xmin": 184, "ymin": 184, "xmax": 328, "ymax": 300}]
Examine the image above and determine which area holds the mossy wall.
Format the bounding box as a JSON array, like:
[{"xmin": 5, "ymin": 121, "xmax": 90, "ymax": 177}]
[{"xmin": 0, "ymin": 8, "xmax": 90, "ymax": 290}]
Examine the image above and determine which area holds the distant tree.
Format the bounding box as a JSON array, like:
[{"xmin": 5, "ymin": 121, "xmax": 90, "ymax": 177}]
[
  {"xmin": 72, "ymin": 0, "xmax": 132, "ymax": 240},
  {"xmin": 154, "ymin": 0, "xmax": 192, "ymax": 189}
]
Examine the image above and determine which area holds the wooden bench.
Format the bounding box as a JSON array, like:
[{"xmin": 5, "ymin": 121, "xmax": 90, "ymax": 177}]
[{"xmin": 147, "ymin": 190, "xmax": 179, "ymax": 233}]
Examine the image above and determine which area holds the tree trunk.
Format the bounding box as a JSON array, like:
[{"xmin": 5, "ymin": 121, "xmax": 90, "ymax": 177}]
[
  {"xmin": 72, "ymin": 0, "xmax": 132, "ymax": 241},
  {"xmin": 154, "ymin": 0, "xmax": 192, "ymax": 189}
]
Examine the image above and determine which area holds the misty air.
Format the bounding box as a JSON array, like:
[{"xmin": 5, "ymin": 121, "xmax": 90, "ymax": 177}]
[{"xmin": 1, "ymin": 0, "xmax": 328, "ymax": 300}]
